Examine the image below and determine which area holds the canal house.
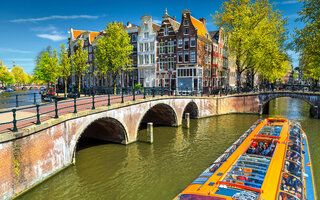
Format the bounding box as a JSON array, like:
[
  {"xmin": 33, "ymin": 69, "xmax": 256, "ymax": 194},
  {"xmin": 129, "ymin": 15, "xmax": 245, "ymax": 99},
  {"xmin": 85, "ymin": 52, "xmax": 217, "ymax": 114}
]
[
  {"xmin": 156, "ymin": 9, "xmax": 180, "ymax": 90},
  {"xmin": 137, "ymin": 15, "xmax": 161, "ymax": 87}
]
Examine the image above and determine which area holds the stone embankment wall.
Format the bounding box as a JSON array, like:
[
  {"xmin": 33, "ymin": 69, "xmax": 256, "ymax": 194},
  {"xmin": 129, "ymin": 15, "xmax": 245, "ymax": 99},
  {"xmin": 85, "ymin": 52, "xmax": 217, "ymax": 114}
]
[{"xmin": 0, "ymin": 94, "xmax": 259, "ymax": 200}]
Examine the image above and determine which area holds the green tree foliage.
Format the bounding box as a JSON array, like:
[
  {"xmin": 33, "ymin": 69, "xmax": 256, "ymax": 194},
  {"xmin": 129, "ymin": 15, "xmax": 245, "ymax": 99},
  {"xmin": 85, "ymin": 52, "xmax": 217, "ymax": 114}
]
[
  {"xmin": 0, "ymin": 61, "xmax": 15, "ymax": 86},
  {"xmin": 33, "ymin": 50, "xmax": 59, "ymax": 89},
  {"xmin": 213, "ymin": 0, "xmax": 290, "ymax": 87},
  {"xmin": 95, "ymin": 22, "xmax": 133, "ymax": 94},
  {"xmin": 11, "ymin": 66, "xmax": 28, "ymax": 86},
  {"xmin": 59, "ymin": 43, "xmax": 71, "ymax": 97},
  {"xmin": 293, "ymin": 0, "xmax": 320, "ymax": 82},
  {"xmin": 71, "ymin": 40, "xmax": 89, "ymax": 94}
]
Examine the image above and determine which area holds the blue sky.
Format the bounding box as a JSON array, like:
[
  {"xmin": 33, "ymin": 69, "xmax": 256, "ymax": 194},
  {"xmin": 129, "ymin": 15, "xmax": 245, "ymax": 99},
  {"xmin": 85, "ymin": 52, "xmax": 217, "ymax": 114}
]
[{"xmin": 0, "ymin": 0, "xmax": 302, "ymax": 74}]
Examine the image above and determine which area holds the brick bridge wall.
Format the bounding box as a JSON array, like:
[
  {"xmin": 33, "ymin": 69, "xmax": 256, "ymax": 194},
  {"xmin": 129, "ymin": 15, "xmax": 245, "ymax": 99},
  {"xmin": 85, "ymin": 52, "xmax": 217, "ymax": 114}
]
[{"xmin": 0, "ymin": 94, "xmax": 262, "ymax": 200}]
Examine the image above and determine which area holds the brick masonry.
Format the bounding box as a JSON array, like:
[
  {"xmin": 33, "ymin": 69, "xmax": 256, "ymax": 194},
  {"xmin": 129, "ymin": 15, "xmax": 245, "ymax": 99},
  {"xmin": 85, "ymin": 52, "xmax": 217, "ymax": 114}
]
[{"xmin": 0, "ymin": 95, "xmax": 262, "ymax": 200}]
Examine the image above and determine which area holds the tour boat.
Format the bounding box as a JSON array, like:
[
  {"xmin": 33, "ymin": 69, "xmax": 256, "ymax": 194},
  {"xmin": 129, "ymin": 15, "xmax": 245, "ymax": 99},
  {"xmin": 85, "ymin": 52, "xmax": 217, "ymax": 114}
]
[{"xmin": 174, "ymin": 118, "xmax": 317, "ymax": 200}]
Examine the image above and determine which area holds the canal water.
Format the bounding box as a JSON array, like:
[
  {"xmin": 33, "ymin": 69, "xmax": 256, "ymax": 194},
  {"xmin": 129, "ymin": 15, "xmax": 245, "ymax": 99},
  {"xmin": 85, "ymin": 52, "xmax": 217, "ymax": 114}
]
[
  {"xmin": 0, "ymin": 90, "xmax": 43, "ymax": 109},
  {"xmin": 15, "ymin": 97, "xmax": 319, "ymax": 199}
]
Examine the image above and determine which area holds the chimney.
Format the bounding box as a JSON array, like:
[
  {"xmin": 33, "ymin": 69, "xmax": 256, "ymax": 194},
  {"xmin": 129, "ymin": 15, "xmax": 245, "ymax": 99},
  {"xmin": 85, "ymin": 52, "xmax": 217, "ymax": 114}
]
[
  {"xmin": 173, "ymin": 16, "xmax": 176, "ymax": 20},
  {"xmin": 200, "ymin": 17, "xmax": 206, "ymax": 26},
  {"xmin": 127, "ymin": 22, "xmax": 131, "ymax": 27}
]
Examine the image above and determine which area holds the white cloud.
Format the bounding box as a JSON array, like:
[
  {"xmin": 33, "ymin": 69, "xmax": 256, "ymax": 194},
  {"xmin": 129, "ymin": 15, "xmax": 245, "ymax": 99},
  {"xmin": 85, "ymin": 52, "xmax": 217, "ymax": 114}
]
[
  {"xmin": 0, "ymin": 48, "xmax": 32, "ymax": 54},
  {"xmin": 279, "ymin": 0, "xmax": 299, "ymax": 4},
  {"xmin": 30, "ymin": 25, "xmax": 58, "ymax": 32},
  {"xmin": 153, "ymin": 19, "xmax": 162, "ymax": 25},
  {"xmin": 36, "ymin": 33, "xmax": 67, "ymax": 41},
  {"xmin": 10, "ymin": 15, "xmax": 99, "ymax": 23},
  {"xmin": 3, "ymin": 58, "xmax": 34, "ymax": 62}
]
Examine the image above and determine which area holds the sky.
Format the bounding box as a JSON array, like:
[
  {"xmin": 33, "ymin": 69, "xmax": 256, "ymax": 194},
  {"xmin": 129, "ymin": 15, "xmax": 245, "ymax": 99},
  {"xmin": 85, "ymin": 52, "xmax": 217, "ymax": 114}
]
[{"xmin": 0, "ymin": 0, "xmax": 303, "ymax": 74}]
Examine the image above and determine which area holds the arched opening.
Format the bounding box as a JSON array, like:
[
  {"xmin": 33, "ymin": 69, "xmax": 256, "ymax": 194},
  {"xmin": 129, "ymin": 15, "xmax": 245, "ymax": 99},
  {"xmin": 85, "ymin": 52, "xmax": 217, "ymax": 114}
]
[
  {"xmin": 138, "ymin": 103, "xmax": 178, "ymax": 130},
  {"xmin": 182, "ymin": 102, "xmax": 199, "ymax": 119},
  {"xmin": 76, "ymin": 117, "xmax": 127, "ymax": 152},
  {"xmin": 262, "ymin": 97, "xmax": 317, "ymax": 118}
]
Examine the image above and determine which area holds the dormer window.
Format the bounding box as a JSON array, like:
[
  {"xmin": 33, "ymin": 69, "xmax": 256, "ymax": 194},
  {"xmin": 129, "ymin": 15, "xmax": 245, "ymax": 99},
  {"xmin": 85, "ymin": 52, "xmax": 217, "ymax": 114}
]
[
  {"xmin": 184, "ymin": 20, "xmax": 189, "ymax": 26},
  {"xmin": 144, "ymin": 32, "xmax": 149, "ymax": 38},
  {"xmin": 184, "ymin": 28, "xmax": 189, "ymax": 35},
  {"xmin": 164, "ymin": 27, "xmax": 169, "ymax": 36}
]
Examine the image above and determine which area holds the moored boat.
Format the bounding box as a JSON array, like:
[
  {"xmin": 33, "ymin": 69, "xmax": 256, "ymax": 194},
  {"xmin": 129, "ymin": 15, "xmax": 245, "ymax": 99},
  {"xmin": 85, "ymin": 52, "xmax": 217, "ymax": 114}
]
[{"xmin": 174, "ymin": 118, "xmax": 317, "ymax": 200}]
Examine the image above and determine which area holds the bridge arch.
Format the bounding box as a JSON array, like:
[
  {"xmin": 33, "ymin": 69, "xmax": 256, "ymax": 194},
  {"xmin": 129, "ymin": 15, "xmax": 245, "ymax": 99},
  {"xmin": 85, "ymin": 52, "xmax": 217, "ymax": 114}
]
[
  {"xmin": 259, "ymin": 93, "xmax": 318, "ymax": 116},
  {"xmin": 182, "ymin": 101, "xmax": 199, "ymax": 119},
  {"xmin": 136, "ymin": 103, "xmax": 178, "ymax": 137},
  {"xmin": 70, "ymin": 116, "xmax": 129, "ymax": 162}
]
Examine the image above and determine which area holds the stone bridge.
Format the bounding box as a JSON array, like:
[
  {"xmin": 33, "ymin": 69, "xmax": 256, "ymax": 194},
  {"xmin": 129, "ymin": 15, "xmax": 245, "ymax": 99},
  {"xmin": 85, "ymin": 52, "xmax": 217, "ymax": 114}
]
[
  {"xmin": 0, "ymin": 91, "xmax": 319, "ymax": 199},
  {"xmin": 258, "ymin": 91, "xmax": 320, "ymax": 118}
]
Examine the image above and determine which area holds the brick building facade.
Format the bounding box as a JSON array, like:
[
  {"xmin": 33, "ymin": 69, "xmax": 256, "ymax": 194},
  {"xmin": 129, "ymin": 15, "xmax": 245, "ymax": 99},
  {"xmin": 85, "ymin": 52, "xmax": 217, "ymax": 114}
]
[{"xmin": 156, "ymin": 9, "xmax": 180, "ymax": 89}]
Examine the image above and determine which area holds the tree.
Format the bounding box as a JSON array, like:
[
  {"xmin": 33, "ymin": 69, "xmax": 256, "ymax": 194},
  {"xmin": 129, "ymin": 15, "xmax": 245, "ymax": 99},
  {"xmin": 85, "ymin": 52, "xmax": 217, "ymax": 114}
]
[
  {"xmin": 293, "ymin": 0, "xmax": 320, "ymax": 83},
  {"xmin": 0, "ymin": 61, "xmax": 15, "ymax": 86},
  {"xmin": 95, "ymin": 22, "xmax": 133, "ymax": 94},
  {"xmin": 33, "ymin": 50, "xmax": 60, "ymax": 90},
  {"xmin": 213, "ymin": 0, "xmax": 290, "ymax": 88},
  {"xmin": 59, "ymin": 43, "xmax": 71, "ymax": 97},
  {"xmin": 11, "ymin": 66, "xmax": 28, "ymax": 86},
  {"xmin": 71, "ymin": 40, "xmax": 89, "ymax": 94}
]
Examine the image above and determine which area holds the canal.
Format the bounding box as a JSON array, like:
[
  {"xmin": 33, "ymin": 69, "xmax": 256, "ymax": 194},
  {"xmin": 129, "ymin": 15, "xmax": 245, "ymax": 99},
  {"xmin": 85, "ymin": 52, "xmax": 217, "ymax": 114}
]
[
  {"xmin": 14, "ymin": 97, "xmax": 319, "ymax": 199},
  {"xmin": 0, "ymin": 90, "xmax": 43, "ymax": 109}
]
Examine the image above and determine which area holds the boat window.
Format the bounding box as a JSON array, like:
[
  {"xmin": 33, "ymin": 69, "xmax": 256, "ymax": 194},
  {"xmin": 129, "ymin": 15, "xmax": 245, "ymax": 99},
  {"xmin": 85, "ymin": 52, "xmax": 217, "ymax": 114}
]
[
  {"xmin": 257, "ymin": 125, "xmax": 282, "ymax": 137},
  {"xmin": 287, "ymin": 143, "xmax": 301, "ymax": 154},
  {"xmin": 177, "ymin": 194, "xmax": 226, "ymax": 200},
  {"xmin": 289, "ymin": 136, "xmax": 301, "ymax": 146},
  {"xmin": 246, "ymin": 139, "xmax": 276, "ymax": 157},
  {"xmin": 285, "ymin": 150, "xmax": 302, "ymax": 165},
  {"xmin": 283, "ymin": 160, "xmax": 302, "ymax": 179},
  {"xmin": 220, "ymin": 154, "xmax": 271, "ymax": 190},
  {"xmin": 278, "ymin": 173, "xmax": 303, "ymax": 200},
  {"xmin": 278, "ymin": 190, "xmax": 301, "ymax": 200}
]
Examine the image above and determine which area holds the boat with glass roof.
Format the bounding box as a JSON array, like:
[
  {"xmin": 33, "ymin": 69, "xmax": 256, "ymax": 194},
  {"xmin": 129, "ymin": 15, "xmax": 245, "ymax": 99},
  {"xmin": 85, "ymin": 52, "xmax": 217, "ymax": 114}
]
[{"xmin": 174, "ymin": 118, "xmax": 317, "ymax": 200}]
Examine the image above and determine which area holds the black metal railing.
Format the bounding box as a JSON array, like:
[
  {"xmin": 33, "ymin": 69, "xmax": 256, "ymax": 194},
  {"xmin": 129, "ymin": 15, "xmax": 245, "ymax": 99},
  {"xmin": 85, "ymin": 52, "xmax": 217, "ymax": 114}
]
[{"xmin": 0, "ymin": 86, "xmax": 319, "ymax": 133}]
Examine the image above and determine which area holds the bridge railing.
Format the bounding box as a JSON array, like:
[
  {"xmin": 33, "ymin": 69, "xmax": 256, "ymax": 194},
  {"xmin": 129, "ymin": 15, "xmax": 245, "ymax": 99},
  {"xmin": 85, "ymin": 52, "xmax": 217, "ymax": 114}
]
[{"xmin": 1, "ymin": 86, "xmax": 319, "ymax": 134}]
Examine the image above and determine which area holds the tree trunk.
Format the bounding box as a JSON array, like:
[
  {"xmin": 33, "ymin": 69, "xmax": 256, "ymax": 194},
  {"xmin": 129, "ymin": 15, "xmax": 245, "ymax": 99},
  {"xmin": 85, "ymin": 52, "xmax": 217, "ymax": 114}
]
[
  {"xmin": 113, "ymin": 74, "xmax": 117, "ymax": 95},
  {"xmin": 78, "ymin": 75, "xmax": 81, "ymax": 95},
  {"xmin": 64, "ymin": 79, "xmax": 67, "ymax": 98}
]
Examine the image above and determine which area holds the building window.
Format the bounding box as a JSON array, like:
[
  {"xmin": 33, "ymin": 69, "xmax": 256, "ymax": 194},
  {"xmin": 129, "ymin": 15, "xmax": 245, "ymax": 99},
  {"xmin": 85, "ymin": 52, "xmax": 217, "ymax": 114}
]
[
  {"xmin": 150, "ymin": 42, "xmax": 154, "ymax": 51},
  {"xmin": 184, "ymin": 51, "xmax": 189, "ymax": 62},
  {"xmin": 178, "ymin": 52, "xmax": 183, "ymax": 63},
  {"xmin": 184, "ymin": 20, "xmax": 189, "ymax": 26},
  {"xmin": 168, "ymin": 57, "xmax": 174, "ymax": 70},
  {"xmin": 209, "ymin": 55, "xmax": 211, "ymax": 64},
  {"xmin": 133, "ymin": 44, "xmax": 137, "ymax": 52},
  {"xmin": 191, "ymin": 51, "xmax": 196, "ymax": 63},
  {"xmin": 178, "ymin": 39, "xmax": 182, "ymax": 48},
  {"xmin": 144, "ymin": 32, "xmax": 149, "ymax": 38},
  {"xmin": 168, "ymin": 41, "xmax": 174, "ymax": 54},
  {"xmin": 89, "ymin": 46, "xmax": 92, "ymax": 53},
  {"xmin": 139, "ymin": 55, "xmax": 143, "ymax": 64},
  {"xmin": 191, "ymin": 38, "xmax": 196, "ymax": 47},
  {"xmin": 150, "ymin": 54, "xmax": 155, "ymax": 64},
  {"xmin": 160, "ymin": 58, "xmax": 165, "ymax": 70},
  {"xmin": 145, "ymin": 54, "xmax": 149, "ymax": 64},
  {"xmin": 205, "ymin": 55, "xmax": 208, "ymax": 64},
  {"xmin": 139, "ymin": 43, "xmax": 144, "ymax": 52},
  {"xmin": 159, "ymin": 42, "xmax": 165, "ymax": 54},
  {"xmin": 132, "ymin": 34, "xmax": 137, "ymax": 42},
  {"xmin": 184, "ymin": 28, "xmax": 189, "ymax": 35},
  {"xmin": 133, "ymin": 55, "xmax": 137, "ymax": 65},
  {"xmin": 144, "ymin": 43, "xmax": 149, "ymax": 51},
  {"xmin": 205, "ymin": 44, "xmax": 208, "ymax": 51},
  {"xmin": 209, "ymin": 45, "xmax": 212, "ymax": 52},
  {"xmin": 164, "ymin": 27, "xmax": 169, "ymax": 36},
  {"xmin": 184, "ymin": 39, "xmax": 189, "ymax": 50}
]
